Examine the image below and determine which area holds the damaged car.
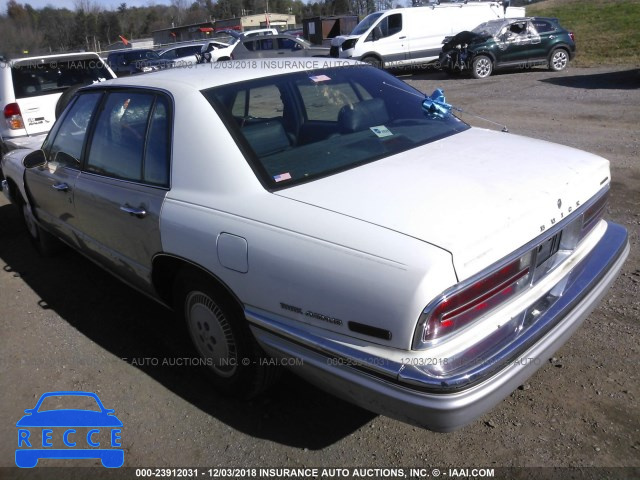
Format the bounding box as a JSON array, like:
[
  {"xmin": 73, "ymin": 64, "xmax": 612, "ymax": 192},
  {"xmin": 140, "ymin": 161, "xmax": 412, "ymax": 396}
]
[
  {"xmin": 439, "ymin": 17, "xmax": 576, "ymax": 78},
  {"xmin": 1, "ymin": 60, "xmax": 627, "ymax": 431}
]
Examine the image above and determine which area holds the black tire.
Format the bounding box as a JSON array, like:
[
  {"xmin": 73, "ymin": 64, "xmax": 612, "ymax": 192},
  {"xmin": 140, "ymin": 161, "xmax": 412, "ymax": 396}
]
[
  {"xmin": 361, "ymin": 56, "xmax": 383, "ymax": 69},
  {"xmin": 173, "ymin": 269, "xmax": 278, "ymax": 398},
  {"xmin": 471, "ymin": 55, "xmax": 493, "ymax": 79},
  {"xmin": 16, "ymin": 193, "xmax": 61, "ymax": 256},
  {"xmin": 548, "ymin": 48, "xmax": 569, "ymax": 72},
  {"xmin": 55, "ymin": 84, "xmax": 83, "ymax": 119},
  {"xmin": 445, "ymin": 66, "xmax": 462, "ymax": 76}
]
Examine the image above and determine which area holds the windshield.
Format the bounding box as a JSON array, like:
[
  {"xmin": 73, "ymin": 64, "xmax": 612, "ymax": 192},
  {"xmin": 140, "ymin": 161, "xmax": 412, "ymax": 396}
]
[
  {"xmin": 471, "ymin": 20, "xmax": 508, "ymax": 37},
  {"xmin": 351, "ymin": 12, "xmax": 384, "ymax": 35},
  {"xmin": 203, "ymin": 66, "xmax": 469, "ymax": 189}
]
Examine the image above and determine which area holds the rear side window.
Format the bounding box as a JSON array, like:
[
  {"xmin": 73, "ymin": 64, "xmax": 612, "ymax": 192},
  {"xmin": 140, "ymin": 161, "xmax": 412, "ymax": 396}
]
[
  {"xmin": 532, "ymin": 20, "xmax": 555, "ymax": 33},
  {"xmin": 11, "ymin": 59, "xmax": 112, "ymax": 99},
  {"xmin": 86, "ymin": 91, "xmax": 171, "ymax": 186}
]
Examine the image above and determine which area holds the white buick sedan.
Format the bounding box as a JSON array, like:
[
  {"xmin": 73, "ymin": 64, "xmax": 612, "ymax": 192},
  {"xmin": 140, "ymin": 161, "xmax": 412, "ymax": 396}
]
[{"xmin": 1, "ymin": 60, "xmax": 629, "ymax": 431}]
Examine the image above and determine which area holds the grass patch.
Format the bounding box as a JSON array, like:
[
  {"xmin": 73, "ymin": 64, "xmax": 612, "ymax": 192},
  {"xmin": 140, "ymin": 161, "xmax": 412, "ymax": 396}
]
[{"xmin": 527, "ymin": 0, "xmax": 640, "ymax": 66}]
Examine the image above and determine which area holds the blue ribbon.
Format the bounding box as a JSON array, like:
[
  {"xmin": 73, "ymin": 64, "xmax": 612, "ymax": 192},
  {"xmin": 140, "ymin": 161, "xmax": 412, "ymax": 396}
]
[{"xmin": 422, "ymin": 88, "xmax": 452, "ymax": 118}]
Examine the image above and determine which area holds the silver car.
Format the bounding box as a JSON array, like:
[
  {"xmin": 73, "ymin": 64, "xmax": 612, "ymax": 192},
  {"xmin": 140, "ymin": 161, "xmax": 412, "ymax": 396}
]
[{"xmin": 1, "ymin": 60, "xmax": 628, "ymax": 431}]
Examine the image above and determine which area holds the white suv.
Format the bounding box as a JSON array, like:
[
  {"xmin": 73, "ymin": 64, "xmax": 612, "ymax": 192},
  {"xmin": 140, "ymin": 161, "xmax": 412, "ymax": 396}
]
[{"xmin": 1, "ymin": 52, "xmax": 116, "ymax": 155}]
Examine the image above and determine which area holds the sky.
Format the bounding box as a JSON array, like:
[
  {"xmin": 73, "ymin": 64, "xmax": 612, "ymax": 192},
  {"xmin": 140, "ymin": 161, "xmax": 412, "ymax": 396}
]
[{"xmin": 2, "ymin": 0, "xmax": 175, "ymax": 12}]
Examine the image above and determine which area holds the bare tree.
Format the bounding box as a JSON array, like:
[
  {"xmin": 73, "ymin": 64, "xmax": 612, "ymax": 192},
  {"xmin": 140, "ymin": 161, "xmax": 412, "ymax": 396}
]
[{"xmin": 73, "ymin": 0, "xmax": 102, "ymax": 14}]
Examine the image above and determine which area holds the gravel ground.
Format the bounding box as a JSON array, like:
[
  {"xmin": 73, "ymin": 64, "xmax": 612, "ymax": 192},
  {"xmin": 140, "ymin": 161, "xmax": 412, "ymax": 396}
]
[{"xmin": 0, "ymin": 65, "xmax": 638, "ymax": 480}]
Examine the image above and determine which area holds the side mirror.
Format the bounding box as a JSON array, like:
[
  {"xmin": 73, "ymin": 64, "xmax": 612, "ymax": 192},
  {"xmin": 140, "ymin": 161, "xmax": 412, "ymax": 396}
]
[{"xmin": 23, "ymin": 150, "xmax": 47, "ymax": 169}]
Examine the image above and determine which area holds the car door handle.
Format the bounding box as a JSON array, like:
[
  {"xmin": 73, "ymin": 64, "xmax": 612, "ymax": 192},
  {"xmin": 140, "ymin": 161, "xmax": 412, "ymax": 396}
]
[
  {"xmin": 120, "ymin": 204, "xmax": 147, "ymax": 218},
  {"xmin": 399, "ymin": 36, "xmax": 406, "ymax": 39},
  {"xmin": 52, "ymin": 183, "xmax": 69, "ymax": 192}
]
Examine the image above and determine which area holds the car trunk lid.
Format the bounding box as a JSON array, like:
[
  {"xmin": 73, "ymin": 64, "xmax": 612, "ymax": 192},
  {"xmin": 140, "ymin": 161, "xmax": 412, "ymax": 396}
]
[{"xmin": 275, "ymin": 128, "xmax": 610, "ymax": 280}]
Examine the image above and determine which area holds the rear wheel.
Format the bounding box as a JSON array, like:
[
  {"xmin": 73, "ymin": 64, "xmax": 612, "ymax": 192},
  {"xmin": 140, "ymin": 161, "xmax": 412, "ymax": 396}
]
[
  {"xmin": 548, "ymin": 48, "xmax": 569, "ymax": 72},
  {"xmin": 173, "ymin": 270, "xmax": 278, "ymax": 398},
  {"xmin": 361, "ymin": 56, "xmax": 383, "ymax": 69},
  {"xmin": 471, "ymin": 55, "xmax": 492, "ymax": 79}
]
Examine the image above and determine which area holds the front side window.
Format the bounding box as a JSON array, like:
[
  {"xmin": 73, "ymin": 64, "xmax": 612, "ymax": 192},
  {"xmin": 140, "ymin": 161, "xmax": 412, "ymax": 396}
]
[
  {"xmin": 385, "ymin": 14, "xmax": 403, "ymax": 37},
  {"xmin": 367, "ymin": 14, "xmax": 403, "ymax": 41},
  {"xmin": 203, "ymin": 66, "xmax": 469, "ymax": 189},
  {"xmin": 256, "ymin": 38, "xmax": 275, "ymax": 51},
  {"xmin": 86, "ymin": 91, "xmax": 171, "ymax": 186},
  {"xmin": 278, "ymin": 38, "xmax": 298, "ymax": 50},
  {"xmin": 44, "ymin": 92, "xmax": 102, "ymax": 167}
]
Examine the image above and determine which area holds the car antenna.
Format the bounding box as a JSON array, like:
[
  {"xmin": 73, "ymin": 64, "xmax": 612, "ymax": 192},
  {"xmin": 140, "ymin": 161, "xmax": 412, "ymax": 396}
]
[{"xmin": 382, "ymin": 81, "xmax": 509, "ymax": 133}]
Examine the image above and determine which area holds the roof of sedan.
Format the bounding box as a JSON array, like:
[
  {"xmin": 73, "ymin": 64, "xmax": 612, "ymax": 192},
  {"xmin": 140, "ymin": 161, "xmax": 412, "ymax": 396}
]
[{"xmin": 96, "ymin": 59, "xmax": 360, "ymax": 91}]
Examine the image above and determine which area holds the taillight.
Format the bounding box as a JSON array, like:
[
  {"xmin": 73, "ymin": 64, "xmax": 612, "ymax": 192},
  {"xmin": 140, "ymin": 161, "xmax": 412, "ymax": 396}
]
[
  {"xmin": 581, "ymin": 190, "xmax": 608, "ymax": 237},
  {"xmin": 569, "ymin": 32, "xmax": 575, "ymax": 42},
  {"xmin": 4, "ymin": 103, "xmax": 25, "ymax": 130},
  {"xmin": 416, "ymin": 252, "xmax": 532, "ymax": 346}
]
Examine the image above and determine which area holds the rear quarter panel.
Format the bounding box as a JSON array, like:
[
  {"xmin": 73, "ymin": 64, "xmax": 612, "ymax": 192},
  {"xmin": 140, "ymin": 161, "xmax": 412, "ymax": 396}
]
[{"xmin": 161, "ymin": 91, "xmax": 456, "ymax": 350}]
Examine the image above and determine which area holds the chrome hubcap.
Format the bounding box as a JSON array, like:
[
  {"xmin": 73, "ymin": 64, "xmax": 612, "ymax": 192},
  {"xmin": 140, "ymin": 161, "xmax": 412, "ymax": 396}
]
[
  {"xmin": 185, "ymin": 292, "xmax": 237, "ymax": 377},
  {"xmin": 476, "ymin": 58, "xmax": 491, "ymax": 77},
  {"xmin": 553, "ymin": 52, "xmax": 567, "ymax": 70}
]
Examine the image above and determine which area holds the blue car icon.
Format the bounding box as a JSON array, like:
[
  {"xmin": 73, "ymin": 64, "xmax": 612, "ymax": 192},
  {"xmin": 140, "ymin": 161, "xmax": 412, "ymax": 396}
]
[{"xmin": 16, "ymin": 391, "xmax": 123, "ymax": 468}]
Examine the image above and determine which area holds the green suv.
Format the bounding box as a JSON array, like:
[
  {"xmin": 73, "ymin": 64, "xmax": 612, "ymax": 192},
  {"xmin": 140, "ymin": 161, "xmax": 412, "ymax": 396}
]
[{"xmin": 440, "ymin": 17, "xmax": 576, "ymax": 79}]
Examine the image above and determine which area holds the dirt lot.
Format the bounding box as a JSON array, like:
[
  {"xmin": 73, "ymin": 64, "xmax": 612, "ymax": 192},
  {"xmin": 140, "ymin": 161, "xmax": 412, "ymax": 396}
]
[{"xmin": 0, "ymin": 65, "xmax": 638, "ymax": 479}]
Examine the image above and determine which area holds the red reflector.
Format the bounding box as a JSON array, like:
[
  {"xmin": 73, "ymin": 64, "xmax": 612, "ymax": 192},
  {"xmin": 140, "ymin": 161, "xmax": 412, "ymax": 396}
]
[{"xmin": 3, "ymin": 103, "xmax": 21, "ymax": 118}]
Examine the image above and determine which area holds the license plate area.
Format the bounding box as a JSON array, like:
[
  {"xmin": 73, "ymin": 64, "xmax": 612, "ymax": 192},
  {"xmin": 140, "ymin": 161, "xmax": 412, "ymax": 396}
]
[
  {"xmin": 531, "ymin": 230, "xmax": 565, "ymax": 284},
  {"xmin": 536, "ymin": 230, "xmax": 562, "ymax": 267}
]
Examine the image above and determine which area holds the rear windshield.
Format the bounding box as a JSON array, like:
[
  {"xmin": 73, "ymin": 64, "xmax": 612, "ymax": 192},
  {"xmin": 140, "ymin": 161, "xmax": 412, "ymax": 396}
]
[
  {"xmin": 11, "ymin": 59, "xmax": 112, "ymax": 99},
  {"xmin": 203, "ymin": 65, "xmax": 469, "ymax": 189}
]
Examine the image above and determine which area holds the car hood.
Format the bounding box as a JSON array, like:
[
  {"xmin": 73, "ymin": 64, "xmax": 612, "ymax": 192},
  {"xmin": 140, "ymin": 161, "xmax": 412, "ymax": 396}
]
[
  {"xmin": 442, "ymin": 30, "xmax": 492, "ymax": 50},
  {"xmin": 274, "ymin": 128, "xmax": 610, "ymax": 280},
  {"xmin": 331, "ymin": 35, "xmax": 358, "ymax": 47},
  {"xmin": 16, "ymin": 410, "xmax": 123, "ymax": 427}
]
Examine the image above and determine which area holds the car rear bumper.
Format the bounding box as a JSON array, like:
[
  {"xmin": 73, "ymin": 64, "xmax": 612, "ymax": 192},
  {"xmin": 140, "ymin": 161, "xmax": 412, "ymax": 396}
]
[{"xmin": 248, "ymin": 221, "xmax": 629, "ymax": 431}]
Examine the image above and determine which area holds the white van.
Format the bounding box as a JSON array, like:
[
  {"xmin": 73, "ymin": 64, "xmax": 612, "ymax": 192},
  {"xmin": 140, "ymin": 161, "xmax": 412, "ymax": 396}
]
[
  {"xmin": 329, "ymin": 2, "xmax": 525, "ymax": 68},
  {"xmin": 0, "ymin": 52, "xmax": 116, "ymax": 154}
]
